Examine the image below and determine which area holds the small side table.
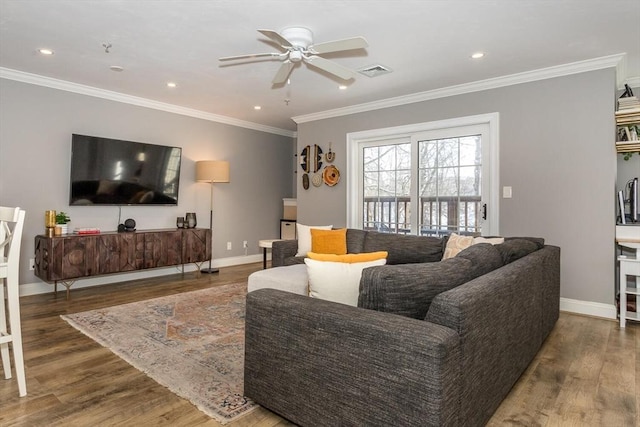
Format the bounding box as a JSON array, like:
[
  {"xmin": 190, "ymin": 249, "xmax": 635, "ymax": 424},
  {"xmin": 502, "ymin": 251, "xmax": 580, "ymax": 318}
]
[{"xmin": 258, "ymin": 239, "xmax": 281, "ymax": 269}]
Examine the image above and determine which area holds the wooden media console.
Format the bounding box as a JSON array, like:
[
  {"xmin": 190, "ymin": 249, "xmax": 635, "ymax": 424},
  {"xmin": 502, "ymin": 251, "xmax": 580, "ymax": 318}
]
[{"xmin": 34, "ymin": 228, "xmax": 211, "ymax": 298}]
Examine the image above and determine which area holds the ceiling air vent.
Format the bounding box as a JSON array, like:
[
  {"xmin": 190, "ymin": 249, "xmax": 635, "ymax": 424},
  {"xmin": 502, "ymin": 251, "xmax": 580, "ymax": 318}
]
[{"xmin": 357, "ymin": 64, "xmax": 393, "ymax": 77}]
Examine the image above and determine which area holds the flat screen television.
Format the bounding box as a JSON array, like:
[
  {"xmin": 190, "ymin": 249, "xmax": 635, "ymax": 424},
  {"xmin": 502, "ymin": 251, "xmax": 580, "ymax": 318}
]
[{"xmin": 69, "ymin": 134, "xmax": 182, "ymax": 206}]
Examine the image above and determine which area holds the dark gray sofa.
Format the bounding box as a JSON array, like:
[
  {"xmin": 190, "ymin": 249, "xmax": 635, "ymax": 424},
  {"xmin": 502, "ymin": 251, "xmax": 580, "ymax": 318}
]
[{"xmin": 246, "ymin": 232, "xmax": 560, "ymax": 426}]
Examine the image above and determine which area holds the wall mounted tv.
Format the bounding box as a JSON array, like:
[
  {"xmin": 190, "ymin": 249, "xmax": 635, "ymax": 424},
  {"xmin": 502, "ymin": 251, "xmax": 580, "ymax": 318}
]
[{"xmin": 69, "ymin": 134, "xmax": 182, "ymax": 206}]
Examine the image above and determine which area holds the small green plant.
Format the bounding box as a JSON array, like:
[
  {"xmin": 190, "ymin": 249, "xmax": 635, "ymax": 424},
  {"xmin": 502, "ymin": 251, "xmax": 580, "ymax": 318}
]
[{"xmin": 55, "ymin": 212, "xmax": 71, "ymax": 224}]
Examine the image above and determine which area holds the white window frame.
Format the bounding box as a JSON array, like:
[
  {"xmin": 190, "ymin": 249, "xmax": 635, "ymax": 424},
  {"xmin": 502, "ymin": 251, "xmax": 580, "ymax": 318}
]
[{"xmin": 346, "ymin": 113, "xmax": 500, "ymax": 236}]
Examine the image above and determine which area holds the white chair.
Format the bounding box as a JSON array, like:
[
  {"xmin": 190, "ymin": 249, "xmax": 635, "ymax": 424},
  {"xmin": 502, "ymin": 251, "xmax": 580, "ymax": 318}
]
[{"xmin": 0, "ymin": 206, "xmax": 27, "ymax": 397}]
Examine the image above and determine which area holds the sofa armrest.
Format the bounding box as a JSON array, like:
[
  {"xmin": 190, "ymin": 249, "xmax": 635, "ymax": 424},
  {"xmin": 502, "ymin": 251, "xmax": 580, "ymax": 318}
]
[
  {"xmin": 245, "ymin": 289, "xmax": 461, "ymax": 427},
  {"xmin": 425, "ymin": 245, "xmax": 560, "ymax": 425},
  {"xmin": 271, "ymin": 239, "xmax": 298, "ymax": 267}
]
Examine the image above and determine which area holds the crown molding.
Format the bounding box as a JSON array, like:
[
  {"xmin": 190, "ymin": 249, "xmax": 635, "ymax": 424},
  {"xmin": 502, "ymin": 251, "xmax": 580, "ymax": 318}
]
[
  {"xmin": 293, "ymin": 54, "xmax": 627, "ymax": 124},
  {"xmin": 0, "ymin": 67, "xmax": 296, "ymax": 138},
  {"xmin": 623, "ymin": 76, "xmax": 640, "ymax": 89}
]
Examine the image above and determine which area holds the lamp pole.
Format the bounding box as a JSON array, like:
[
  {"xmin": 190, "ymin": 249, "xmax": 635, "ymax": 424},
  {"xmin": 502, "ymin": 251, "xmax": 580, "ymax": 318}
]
[{"xmin": 202, "ymin": 180, "xmax": 218, "ymax": 274}]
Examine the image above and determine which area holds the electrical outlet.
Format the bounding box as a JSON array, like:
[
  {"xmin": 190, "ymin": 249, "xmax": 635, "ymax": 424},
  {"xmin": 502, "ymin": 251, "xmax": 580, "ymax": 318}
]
[
  {"xmin": 243, "ymin": 240, "xmax": 248, "ymax": 249},
  {"xmin": 29, "ymin": 258, "xmax": 35, "ymax": 271},
  {"xmin": 226, "ymin": 241, "xmax": 232, "ymax": 250}
]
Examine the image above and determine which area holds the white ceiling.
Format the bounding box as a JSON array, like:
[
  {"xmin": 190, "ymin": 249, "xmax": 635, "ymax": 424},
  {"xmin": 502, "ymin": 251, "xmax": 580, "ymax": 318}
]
[{"xmin": 1, "ymin": 0, "xmax": 639, "ymax": 134}]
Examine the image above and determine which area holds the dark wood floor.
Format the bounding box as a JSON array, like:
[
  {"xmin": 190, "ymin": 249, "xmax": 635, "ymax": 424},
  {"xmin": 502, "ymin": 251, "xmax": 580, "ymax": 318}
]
[{"xmin": 1, "ymin": 262, "xmax": 638, "ymax": 426}]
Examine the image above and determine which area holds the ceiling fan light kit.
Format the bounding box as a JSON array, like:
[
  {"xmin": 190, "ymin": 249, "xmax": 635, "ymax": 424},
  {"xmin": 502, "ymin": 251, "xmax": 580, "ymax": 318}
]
[{"xmin": 219, "ymin": 26, "xmax": 369, "ymax": 85}]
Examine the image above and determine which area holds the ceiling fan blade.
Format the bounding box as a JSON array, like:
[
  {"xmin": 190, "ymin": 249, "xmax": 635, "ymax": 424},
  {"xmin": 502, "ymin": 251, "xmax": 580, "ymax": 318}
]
[
  {"xmin": 305, "ymin": 56, "xmax": 355, "ymax": 80},
  {"xmin": 219, "ymin": 52, "xmax": 284, "ymax": 61},
  {"xmin": 272, "ymin": 61, "xmax": 295, "ymax": 85},
  {"xmin": 310, "ymin": 36, "xmax": 368, "ymax": 54},
  {"xmin": 258, "ymin": 29, "xmax": 293, "ymax": 48}
]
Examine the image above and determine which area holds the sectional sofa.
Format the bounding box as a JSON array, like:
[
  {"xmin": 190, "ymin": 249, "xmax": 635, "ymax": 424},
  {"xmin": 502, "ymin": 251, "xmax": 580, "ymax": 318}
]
[{"xmin": 244, "ymin": 229, "xmax": 560, "ymax": 426}]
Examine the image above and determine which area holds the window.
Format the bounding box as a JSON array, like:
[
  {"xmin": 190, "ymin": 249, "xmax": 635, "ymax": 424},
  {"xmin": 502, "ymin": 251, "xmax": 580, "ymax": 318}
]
[
  {"xmin": 347, "ymin": 113, "xmax": 499, "ymax": 236},
  {"xmin": 362, "ymin": 139, "xmax": 411, "ymax": 233}
]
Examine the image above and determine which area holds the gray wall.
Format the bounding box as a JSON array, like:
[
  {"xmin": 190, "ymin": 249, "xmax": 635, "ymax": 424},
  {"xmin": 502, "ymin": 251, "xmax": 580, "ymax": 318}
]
[
  {"xmin": 296, "ymin": 69, "xmax": 617, "ymax": 306},
  {"xmin": 0, "ymin": 78, "xmax": 294, "ymax": 286}
]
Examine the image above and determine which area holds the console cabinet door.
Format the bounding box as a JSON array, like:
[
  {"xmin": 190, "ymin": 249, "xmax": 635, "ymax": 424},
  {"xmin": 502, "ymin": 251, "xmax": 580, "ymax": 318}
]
[
  {"xmin": 43, "ymin": 236, "xmax": 97, "ymax": 280},
  {"xmin": 143, "ymin": 231, "xmax": 182, "ymax": 268},
  {"xmin": 96, "ymin": 234, "xmax": 137, "ymax": 274},
  {"xmin": 34, "ymin": 236, "xmax": 51, "ymax": 280},
  {"xmin": 182, "ymin": 228, "xmax": 211, "ymax": 263}
]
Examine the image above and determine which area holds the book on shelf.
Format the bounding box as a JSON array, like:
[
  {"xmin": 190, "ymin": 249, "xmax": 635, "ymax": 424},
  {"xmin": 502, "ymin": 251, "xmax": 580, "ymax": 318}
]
[
  {"xmin": 615, "ymin": 107, "xmax": 640, "ymax": 116},
  {"xmin": 618, "ymin": 95, "xmax": 640, "ymax": 109},
  {"xmin": 73, "ymin": 227, "xmax": 101, "ymax": 234}
]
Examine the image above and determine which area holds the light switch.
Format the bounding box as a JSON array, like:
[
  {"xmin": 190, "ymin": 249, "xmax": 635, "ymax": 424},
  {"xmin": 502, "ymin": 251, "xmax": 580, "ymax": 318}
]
[{"xmin": 503, "ymin": 186, "xmax": 512, "ymax": 199}]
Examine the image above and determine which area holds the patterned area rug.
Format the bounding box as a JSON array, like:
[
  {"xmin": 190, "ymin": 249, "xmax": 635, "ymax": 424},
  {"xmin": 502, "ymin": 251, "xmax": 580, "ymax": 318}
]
[{"xmin": 61, "ymin": 283, "xmax": 257, "ymax": 425}]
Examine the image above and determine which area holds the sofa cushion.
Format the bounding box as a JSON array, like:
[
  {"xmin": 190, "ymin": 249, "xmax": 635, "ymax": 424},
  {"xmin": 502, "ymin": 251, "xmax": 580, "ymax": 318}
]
[
  {"xmin": 346, "ymin": 228, "xmax": 368, "ymax": 253},
  {"xmin": 495, "ymin": 239, "xmax": 540, "ymax": 264},
  {"xmin": 306, "ymin": 257, "xmax": 387, "ymax": 306},
  {"xmin": 363, "ymin": 231, "xmax": 444, "ymax": 264},
  {"xmin": 310, "ymin": 228, "xmax": 347, "ymax": 255},
  {"xmin": 295, "ymin": 224, "xmax": 333, "ymax": 256},
  {"xmin": 247, "ymin": 264, "xmax": 308, "ymax": 295}
]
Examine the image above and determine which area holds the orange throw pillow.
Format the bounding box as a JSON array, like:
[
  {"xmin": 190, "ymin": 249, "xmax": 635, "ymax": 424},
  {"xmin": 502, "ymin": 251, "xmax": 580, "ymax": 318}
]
[
  {"xmin": 307, "ymin": 251, "xmax": 388, "ymax": 263},
  {"xmin": 310, "ymin": 228, "xmax": 347, "ymax": 255}
]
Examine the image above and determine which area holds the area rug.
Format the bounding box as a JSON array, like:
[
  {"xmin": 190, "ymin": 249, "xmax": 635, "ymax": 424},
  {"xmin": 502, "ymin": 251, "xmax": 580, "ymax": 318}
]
[{"xmin": 61, "ymin": 283, "xmax": 257, "ymax": 425}]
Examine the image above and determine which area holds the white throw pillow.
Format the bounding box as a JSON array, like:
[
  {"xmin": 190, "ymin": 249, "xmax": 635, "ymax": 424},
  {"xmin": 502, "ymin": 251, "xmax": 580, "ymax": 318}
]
[
  {"xmin": 443, "ymin": 234, "xmax": 505, "ymax": 260},
  {"xmin": 442, "ymin": 233, "xmax": 475, "ymax": 259},
  {"xmin": 305, "ymin": 257, "xmax": 387, "ymax": 306},
  {"xmin": 473, "ymin": 236, "xmax": 505, "ymax": 245},
  {"xmin": 295, "ymin": 223, "xmax": 333, "ymax": 256}
]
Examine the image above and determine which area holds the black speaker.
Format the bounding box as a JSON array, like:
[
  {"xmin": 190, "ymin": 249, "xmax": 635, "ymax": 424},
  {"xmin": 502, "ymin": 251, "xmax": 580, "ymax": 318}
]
[{"xmin": 118, "ymin": 218, "xmax": 136, "ymax": 232}]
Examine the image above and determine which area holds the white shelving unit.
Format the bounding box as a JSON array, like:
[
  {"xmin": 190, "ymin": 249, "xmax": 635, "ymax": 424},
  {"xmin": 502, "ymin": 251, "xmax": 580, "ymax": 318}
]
[
  {"xmin": 617, "ymin": 226, "xmax": 640, "ymax": 328},
  {"xmin": 615, "ymin": 104, "xmax": 640, "ymax": 327},
  {"xmin": 618, "ymin": 255, "xmax": 640, "ymax": 327}
]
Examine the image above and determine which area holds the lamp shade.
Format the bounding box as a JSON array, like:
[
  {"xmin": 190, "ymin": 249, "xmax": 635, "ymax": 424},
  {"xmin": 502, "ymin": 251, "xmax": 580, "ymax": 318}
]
[{"xmin": 196, "ymin": 160, "xmax": 230, "ymax": 183}]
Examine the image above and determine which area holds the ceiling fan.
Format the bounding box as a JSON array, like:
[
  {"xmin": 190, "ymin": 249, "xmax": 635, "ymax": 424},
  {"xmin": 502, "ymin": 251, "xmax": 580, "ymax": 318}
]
[{"xmin": 219, "ymin": 27, "xmax": 368, "ymax": 85}]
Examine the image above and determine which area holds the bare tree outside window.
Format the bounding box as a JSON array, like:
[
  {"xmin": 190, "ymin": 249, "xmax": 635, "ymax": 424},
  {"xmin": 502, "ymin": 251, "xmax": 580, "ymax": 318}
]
[
  {"xmin": 362, "ymin": 135, "xmax": 482, "ymax": 236},
  {"xmin": 363, "ymin": 143, "xmax": 411, "ymax": 233},
  {"xmin": 418, "ymin": 135, "xmax": 482, "ymax": 236}
]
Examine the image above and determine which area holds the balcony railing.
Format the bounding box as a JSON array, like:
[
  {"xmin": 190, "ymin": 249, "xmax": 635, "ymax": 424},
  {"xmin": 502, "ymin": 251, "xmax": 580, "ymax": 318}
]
[{"xmin": 363, "ymin": 196, "xmax": 482, "ymax": 236}]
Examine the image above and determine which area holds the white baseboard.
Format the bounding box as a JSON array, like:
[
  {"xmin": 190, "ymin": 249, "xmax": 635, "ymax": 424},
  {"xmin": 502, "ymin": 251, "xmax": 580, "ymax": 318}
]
[
  {"xmin": 560, "ymin": 297, "xmax": 617, "ymax": 320},
  {"xmin": 19, "ymin": 254, "xmax": 265, "ymax": 297}
]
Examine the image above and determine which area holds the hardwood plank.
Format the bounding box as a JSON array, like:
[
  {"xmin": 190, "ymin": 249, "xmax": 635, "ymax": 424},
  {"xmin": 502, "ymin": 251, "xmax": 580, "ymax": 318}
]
[{"xmin": 1, "ymin": 261, "xmax": 639, "ymax": 426}]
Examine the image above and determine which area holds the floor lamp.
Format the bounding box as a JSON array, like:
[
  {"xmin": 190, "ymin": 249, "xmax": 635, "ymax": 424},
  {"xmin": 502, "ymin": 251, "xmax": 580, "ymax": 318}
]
[{"xmin": 196, "ymin": 160, "xmax": 230, "ymax": 274}]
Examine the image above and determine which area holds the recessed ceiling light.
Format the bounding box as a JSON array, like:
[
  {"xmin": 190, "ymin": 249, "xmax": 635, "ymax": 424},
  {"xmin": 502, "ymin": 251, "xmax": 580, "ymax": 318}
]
[
  {"xmin": 109, "ymin": 65, "xmax": 124, "ymax": 72},
  {"xmin": 338, "ymin": 85, "xmax": 348, "ymax": 90},
  {"xmin": 254, "ymin": 105, "xmax": 262, "ymax": 110},
  {"xmin": 38, "ymin": 48, "xmax": 54, "ymax": 55},
  {"xmin": 167, "ymin": 82, "xmax": 177, "ymax": 88},
  {"xmin": 471, "ymin": 52, "xmax": 485, "ymax": 59}
]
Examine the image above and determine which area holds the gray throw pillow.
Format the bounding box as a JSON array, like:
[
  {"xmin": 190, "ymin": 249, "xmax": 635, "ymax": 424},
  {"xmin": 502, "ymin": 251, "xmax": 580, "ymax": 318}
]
[
  {"xmin": 495, "ymin": 239, "xmax": 540, "ymax": 264},
  {"xmin": 456, "ymin": 243, "xmax": 504, "ymax": 275}
]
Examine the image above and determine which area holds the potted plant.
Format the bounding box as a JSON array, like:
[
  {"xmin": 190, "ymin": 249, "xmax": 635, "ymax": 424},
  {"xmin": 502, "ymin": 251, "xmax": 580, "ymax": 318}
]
[{"xmin": 56, "ymin": 211, "xmax": 71, "ymax": 234}]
